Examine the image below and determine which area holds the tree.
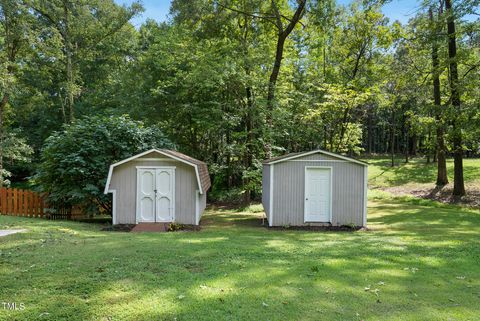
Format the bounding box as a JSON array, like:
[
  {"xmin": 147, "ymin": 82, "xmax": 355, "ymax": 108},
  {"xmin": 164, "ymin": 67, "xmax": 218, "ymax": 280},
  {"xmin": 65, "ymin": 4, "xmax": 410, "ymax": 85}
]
[
  {"xmin": 444, "ymin": 0, "xmax": 465, "ymax": 196},
  {"xmin": 28, "ymin": 0, "xmax": 142, "ymax": 122},
  {"xmin": 264, "ymin": 0, "xmax": 306, "ymax": 157},
  {"xmin": 0, "ymin": 131, "xmax": 33, "ymax": 185},
  {"xmin": 36, "ymin": 115, "xmax": 173, "ymax": 213},
  {"xmin": 0, "ymin": 0, "xmax": 31, "ymax": 186},
  {"xmin": 429, "ymin": 6, "xmax": 448, "ymax": 185}
]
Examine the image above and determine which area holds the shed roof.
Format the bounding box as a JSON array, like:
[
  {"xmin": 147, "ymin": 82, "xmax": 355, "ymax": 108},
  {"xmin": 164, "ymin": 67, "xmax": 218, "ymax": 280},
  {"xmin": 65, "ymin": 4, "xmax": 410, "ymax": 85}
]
[
  {"xmin": 104, "ymin": 149, "xmax": 211, "ymax": 194},
  {"xmin": 263, "ymin": 149, "xmax": 368, "ymax": 166}
]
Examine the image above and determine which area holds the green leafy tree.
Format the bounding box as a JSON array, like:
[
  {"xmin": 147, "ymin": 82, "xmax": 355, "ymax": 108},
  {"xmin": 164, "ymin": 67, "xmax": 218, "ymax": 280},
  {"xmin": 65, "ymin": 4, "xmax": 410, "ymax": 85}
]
[
  {"xmin": 0, "ymin": 130, "xmax": 33, "ymax": 185},
  {"xmin": 36, "ymin": 115, "xmax": 173, "ymax": 214}
]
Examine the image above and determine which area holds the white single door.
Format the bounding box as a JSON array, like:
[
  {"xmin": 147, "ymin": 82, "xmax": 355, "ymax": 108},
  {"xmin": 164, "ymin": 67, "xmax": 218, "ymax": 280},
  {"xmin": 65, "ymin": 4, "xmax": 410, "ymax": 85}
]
[
  {"xmin": 305, "ymin": 167, "xmax": 331, "ymax": 222},
  {"xmin": 137, "ymin": 167, "xmax": 175, "ymax": 223},
  {"xmin": 155, "ymin": 168, "xmax": 174, "ymax": 222},
  {"xmin": 138, "ymin": 169, "xmax": 156, "ymax": 222}
]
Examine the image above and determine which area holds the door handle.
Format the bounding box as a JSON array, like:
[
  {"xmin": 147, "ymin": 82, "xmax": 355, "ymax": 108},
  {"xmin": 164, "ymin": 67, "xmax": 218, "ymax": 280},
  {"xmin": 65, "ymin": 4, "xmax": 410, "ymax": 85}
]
[{"xmin": 306, "ymin": 198, "xmax": 308, "ymax": 200}]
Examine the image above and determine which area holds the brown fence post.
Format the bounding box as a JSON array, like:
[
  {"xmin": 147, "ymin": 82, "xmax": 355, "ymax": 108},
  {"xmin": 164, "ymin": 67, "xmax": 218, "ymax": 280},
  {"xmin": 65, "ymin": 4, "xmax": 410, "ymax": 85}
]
[
  {"xmin": 0, "ymin": 188, "xmax": 5, "ymax": 214},
  {"xmin": 6, "ymin": 188, "xmax": 11, "ymax": 214},
  {"xmin": 23, "ymin": 189, "xmax": 27, "ymax": 216},
  {"xmin": 40, "ymin": 196, "xmax": 45, "ymax": 218},
  {"xmin": 19, "ymin": 189, "xmax": 24, "ymax": 216},
  {"xmin": 28, "ymin": 191, "xmax": 35, "ymax": 217},
  {"xmin": 24, "ymin": 190, "xmax": 32, "ymax": 217},
  {"xmin": 13, "ymin": 188, "xmax": 18, "ymax": 216},
  {"xmin": 32, "ymin": 191, "xmax": 36, "ymax": 217}
]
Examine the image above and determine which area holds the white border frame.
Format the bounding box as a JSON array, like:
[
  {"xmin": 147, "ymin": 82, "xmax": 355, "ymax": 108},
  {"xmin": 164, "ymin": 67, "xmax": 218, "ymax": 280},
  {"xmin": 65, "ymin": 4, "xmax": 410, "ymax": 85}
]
[
  {"xmin": 136, "ymin": 166, "xmax": 176, "ymax": 224},
  {"xmin": 264, "ymin": 149, "xmax": 368, "ymax": 167},
  {"xmin": 304, "ymin": 166, "xmax": 333, "ymax": 223},
  {"xmin": 104, "ymin": 149, "xmax": 204, "ymax": 195}
]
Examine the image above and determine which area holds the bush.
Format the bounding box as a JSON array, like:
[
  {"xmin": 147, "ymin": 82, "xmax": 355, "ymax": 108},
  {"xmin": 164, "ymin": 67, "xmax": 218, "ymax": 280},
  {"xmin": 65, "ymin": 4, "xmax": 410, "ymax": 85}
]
[{"xmin": 36, "ymin": 115, "xmax": 173, "ymax": 214}]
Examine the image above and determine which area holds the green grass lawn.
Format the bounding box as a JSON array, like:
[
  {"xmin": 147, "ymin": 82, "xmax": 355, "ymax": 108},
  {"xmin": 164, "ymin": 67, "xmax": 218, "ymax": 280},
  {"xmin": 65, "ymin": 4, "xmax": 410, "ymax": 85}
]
[
  {"xmin": 366, "ymin": 157, "xmax": 480, "ymax": 189},
  {"xmin": 1, "ymin": 193, "xmax": 480, "ymax": 320}
]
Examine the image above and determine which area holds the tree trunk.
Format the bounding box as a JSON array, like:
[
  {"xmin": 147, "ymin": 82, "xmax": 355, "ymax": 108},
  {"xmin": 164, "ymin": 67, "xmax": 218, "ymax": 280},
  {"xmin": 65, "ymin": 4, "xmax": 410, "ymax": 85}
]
[
  {"xmin": 445, "ymin": 0, "xmax": 465, "ymax": 196},
  {"xmin": 63, "ymin": 1, "xmax": 75, "ymax": 123},
  {"xmin": 405, "ymin": 138, "xmax": 409, "ymax": 163},
  {"xmin": 265, "ymin": 0, "xmax": 306, "ymax": 157},
  {"xmin": 243, "ymin": 84, "xmax": 254, "ymax": 204},
  {"xmin": 367, "ymin": 107, "xmax": 373, "ymax": 154},
  {"xmin": 391, "ymin": 107, "xmax": 395, "ymax": 167},
  {"xmin": 430, "ymin": 7, "xmax": 448, "ymax": 186}
]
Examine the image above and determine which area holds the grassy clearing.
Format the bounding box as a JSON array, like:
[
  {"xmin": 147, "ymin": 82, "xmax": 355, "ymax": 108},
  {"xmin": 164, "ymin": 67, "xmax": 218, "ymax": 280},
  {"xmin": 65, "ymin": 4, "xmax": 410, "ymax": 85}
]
[
  {"xmin": 1, "ymin": 194, "xmax": 480, "ymax": 321},
  {"xmin": 366, "ymin": 157, "xmax": 480, "ymax": 189}
]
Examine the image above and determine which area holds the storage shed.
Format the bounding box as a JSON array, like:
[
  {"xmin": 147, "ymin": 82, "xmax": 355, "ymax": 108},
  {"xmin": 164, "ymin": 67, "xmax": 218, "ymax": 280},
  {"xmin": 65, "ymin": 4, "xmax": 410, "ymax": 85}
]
[
  {"xmin": 104, "ymin": 149, "xmax": 210, "ymax": 226},
  {"xmin": 262, "ymin": 150, "xmax": 368, "ymax": 227}
]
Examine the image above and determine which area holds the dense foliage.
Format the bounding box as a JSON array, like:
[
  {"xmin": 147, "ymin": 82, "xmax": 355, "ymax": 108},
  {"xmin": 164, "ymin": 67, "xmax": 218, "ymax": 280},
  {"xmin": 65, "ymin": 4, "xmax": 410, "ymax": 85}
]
[
  {"xmin": 0, "ymin": 0, "xmax": 479, "ymax": 204},
  {"xmin": 35, "ymin": 115, "xmax": 172, "ymax": 212}
]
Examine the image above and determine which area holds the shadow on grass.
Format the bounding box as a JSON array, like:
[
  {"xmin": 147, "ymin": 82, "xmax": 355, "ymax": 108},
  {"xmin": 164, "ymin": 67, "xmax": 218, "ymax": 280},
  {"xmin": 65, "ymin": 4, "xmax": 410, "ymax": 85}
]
[
  {"xmin": 367, "ymin": 158, "xmax": 480, "ymax": 187},
  {"xmin": 1, "ymin": 196, "xmax": 480, "ymax": 320}
]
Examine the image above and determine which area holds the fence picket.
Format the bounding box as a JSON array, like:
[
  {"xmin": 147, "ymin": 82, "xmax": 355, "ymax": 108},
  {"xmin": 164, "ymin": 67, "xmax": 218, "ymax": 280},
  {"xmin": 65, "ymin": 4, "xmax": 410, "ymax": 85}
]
[
  {"xmin": 13, "ymin": 189, "xmax": 18, "ymax": 215},
  {"xmin": 0, "ymin": 188, "xmax": 85, "ymax": 220},
  {"xmin": 39, "ymin": 195, "xmax": 44, "ymax": 218},
  {"xmin": 6, "ymin": 188, "xmax": 11, "ymax": 214},
  {"xmin": 0, "ymin": 188, "xmax": 6, "ymax": 214},
  {"xmin": 31, "ymin": 191, "xmax": 36, "ymax": 217}
]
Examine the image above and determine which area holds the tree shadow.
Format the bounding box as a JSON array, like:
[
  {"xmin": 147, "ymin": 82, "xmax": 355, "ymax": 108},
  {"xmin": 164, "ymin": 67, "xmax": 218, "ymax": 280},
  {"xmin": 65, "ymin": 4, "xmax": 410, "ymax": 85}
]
[{"xmin": 1, "ymin": 197, "xmax": 480, "ymax": 320}]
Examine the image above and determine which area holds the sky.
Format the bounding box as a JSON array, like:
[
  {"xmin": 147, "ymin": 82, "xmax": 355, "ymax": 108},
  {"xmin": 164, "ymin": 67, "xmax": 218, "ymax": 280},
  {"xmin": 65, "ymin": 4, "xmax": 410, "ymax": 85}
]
[{"xmin": 115, "ymin": 0, "xmax": 425, "ymax": 27}]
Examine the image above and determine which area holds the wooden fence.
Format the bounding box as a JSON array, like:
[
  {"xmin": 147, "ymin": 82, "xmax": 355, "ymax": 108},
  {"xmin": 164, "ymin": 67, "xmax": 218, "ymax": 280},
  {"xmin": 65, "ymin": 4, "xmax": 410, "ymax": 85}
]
[{"xmin": 0, "ymin": 187, "xmax": 83, "ymax": 220}]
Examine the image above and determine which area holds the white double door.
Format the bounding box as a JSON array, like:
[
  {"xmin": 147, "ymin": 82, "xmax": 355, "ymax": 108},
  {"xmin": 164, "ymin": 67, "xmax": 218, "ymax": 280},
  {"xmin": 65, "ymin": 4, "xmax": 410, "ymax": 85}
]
[
  {"xmin": 305, "ymin": 167, "xmax": 332, "ymax": 222},
  {"xmin": 137, "ymin": 167, "xmax": 175, "ymax": 223}
]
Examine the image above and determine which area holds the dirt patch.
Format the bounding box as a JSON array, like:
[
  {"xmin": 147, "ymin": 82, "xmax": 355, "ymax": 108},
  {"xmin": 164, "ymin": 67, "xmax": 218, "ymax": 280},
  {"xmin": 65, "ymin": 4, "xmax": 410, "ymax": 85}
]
[
  {"xmin": 101, "ymin": 224, "xmax": 135, "ymax": 232},
  {"xmin": 382, "ymin": 183, "xmax": 480, "ymax": 208}
]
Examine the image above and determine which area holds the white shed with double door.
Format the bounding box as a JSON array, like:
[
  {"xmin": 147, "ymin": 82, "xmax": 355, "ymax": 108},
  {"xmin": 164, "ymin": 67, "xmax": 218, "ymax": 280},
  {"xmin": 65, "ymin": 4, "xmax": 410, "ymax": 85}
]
[
  {"xmin": 262, "ymin": 150, "xmax": 368, "ymax": 227},
  {"xmin": 104, "ymin": 149, "xmax": 210, "ymax": 226}
]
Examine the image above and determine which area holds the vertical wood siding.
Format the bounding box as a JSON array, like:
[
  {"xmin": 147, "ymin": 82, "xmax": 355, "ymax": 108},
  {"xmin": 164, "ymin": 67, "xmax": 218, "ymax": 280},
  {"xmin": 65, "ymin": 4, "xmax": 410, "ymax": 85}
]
[
  {"xmin": 109, "ymin": 155, "xmax": 200, "ymax": 225},
  {"xmin": 262, "ymin": 164, "xmax": 271, "ymax": 216},
  {"xmin": 270, "ymin": 154, "xmax": 366, "ymax": 227}
]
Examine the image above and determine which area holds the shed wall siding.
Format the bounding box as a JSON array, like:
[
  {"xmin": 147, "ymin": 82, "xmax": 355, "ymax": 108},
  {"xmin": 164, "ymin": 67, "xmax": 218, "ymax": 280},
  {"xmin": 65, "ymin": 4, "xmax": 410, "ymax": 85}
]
[
  {"xmin": 262, "ymin": 164, "xmax": 271, "ymax": 216},
  {"xmin": 109, "ymin": 159, "xmax": 197, "ymax": 225},
  {"xmin": 272, "ymin": 157, "xmax": 365, "ymax": 227}
]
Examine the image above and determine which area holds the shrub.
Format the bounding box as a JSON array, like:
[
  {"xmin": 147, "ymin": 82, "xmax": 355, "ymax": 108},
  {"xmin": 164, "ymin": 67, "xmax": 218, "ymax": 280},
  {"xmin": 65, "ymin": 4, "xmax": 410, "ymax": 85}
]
[{"xmin": 36, "ymin": 115, "xmax": 173, "ymax": 214}]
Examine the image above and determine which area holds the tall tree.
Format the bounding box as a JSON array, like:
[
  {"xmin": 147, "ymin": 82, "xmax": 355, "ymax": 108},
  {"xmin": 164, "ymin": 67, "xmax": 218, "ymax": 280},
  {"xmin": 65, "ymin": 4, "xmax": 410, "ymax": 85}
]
[
  {"xmin": 265, "ymin": 0, "xmax": 306, "ymax": 157},
  {"xmin": 28, "ymin": 0, "xmax": 142, "ymax": 122},
  {"xmin": 429, "ymin": 6, "xmax": 448, "ymax": 186},
  {"xmin": 0, "ymin": 0, "xmax": 30, "ymax": 186},
  {"xmin": 445, "ymin": 0, "xmax": 465, "ymax": 196}
]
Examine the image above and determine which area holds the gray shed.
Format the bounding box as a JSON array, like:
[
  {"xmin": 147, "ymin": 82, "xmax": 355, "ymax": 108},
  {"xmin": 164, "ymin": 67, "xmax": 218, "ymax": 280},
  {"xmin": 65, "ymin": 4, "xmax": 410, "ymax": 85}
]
[
  {"xmin": 104, "ymin": 149, "xmax": 210, "ymax": 226},
  {"xmin": 262, "ymin": 150, "xmax": 368, "ymax": 227}
]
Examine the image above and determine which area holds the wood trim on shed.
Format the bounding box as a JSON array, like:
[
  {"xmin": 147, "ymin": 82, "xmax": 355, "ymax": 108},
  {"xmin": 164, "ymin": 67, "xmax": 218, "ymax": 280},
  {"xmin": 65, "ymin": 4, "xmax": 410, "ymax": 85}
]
[
  {"xmin": 104, "ymin": 149, "xmax": 205, "ymax": 195},
  {"xmin": 264, "ymin": 149, "xmax": 368, "ymax": 167},
  {"xmin": 195, "ymin": 190, "xmax": 200, "ymax": 225},
  {"xmin": 269, "ymin": 164, "xmax": 274, "ymax": 227},
  {"xmin": 108, "ymin": 189, "xmax": 117, "ymax": 225},
  {"xmin": 363, "ymin": 166, "xmax": 368, "ymax": 227}
]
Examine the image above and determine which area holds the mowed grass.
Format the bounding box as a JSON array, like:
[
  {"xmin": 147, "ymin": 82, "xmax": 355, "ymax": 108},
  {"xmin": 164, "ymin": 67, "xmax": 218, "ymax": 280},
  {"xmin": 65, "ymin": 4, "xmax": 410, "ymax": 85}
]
[
  {"xmin": 366, "ymin": 157, "xmax": 480, "ymax": 189},
  {"xmin": 1, "ymin": 194, "xmax": 480, "ymax": 321}
]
